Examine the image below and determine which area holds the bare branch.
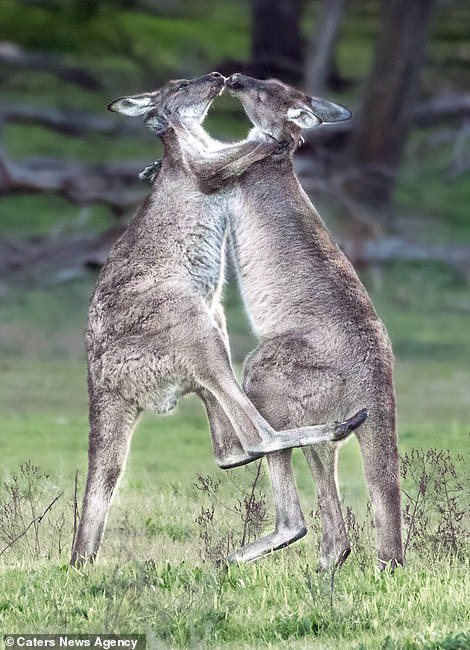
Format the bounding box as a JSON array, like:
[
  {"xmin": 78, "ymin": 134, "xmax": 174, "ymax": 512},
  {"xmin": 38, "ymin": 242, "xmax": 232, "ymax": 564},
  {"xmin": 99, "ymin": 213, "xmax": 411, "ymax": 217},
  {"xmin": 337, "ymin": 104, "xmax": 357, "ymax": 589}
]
[
  {"xmin": 0, "ymin": 41, "xmax": 101, "ymax": 89},
  {"xmin": 0, "ymin": 493, "xmax": 62, "ymax": 558},
  {"xmin": 0, "ymin": 105, "xmax": 140, "ymax": 137},
  {"xmin": 0, "ymin": 148, "xmax": 146, "ymax": 215},
  {"xmin": 338, "ymin": 237, "xmax": 470, "ymax": 277}
]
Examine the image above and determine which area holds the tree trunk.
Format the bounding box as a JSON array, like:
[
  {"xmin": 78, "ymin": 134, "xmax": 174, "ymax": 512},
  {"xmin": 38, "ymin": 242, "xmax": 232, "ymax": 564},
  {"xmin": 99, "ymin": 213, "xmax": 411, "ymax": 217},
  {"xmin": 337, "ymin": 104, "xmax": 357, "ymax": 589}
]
[
  {"xmin": 251, "ymin": 0, "xmax": 304, "ymax": 81},
  {"xmin": 304, "ymin": 0, "xmax": 347, "ymax": 95},
  {"xmin": 349, "ymin": 0, "xmax": 436, "ymax": 204}
]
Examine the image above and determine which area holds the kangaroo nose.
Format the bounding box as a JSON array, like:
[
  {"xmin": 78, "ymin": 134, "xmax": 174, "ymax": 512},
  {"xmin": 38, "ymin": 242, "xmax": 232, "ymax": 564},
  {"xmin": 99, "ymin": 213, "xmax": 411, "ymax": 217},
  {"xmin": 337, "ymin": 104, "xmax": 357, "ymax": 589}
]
[{"xmin": 226, "ymin": 73, "xmax": 244, "ymax": 89}]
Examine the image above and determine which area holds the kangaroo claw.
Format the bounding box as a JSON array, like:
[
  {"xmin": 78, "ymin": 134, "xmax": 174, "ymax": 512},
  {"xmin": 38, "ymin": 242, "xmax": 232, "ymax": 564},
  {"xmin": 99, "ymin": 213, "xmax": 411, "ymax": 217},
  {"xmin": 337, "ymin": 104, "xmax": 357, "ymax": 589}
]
[
  {"xmin": 333, "ymin": 408, "xmax": 369, "ymax": 441},
  {"xmin": 138, "ymin": 160, "xmax": 162, "ymax": 183}
]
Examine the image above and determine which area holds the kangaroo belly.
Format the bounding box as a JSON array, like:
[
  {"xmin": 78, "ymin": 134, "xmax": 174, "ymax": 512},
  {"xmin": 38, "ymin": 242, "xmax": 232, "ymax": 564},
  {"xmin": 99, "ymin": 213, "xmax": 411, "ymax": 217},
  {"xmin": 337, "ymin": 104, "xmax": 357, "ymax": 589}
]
[
  {"xmin": 87, "ymin": 283, "xmax": 225, "ymax": 413},
  {"xmin": 89, "ymin": 341, "xmax": 195, "ymax": 413},
  {"xmin": 86, "ymin": 185, "xmax": 232, "ymax": 412}
]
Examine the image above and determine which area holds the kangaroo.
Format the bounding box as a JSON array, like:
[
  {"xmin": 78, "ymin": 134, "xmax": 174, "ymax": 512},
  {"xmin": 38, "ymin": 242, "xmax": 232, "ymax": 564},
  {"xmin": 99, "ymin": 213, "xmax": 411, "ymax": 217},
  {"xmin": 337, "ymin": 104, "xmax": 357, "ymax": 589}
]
[
  {"xmin": 70, "ymin": 73, "xmax": 366, "ymax": 566},
  {"xmin": 150, "ymin": 74, "xmax": 402, "ymax": 571}
]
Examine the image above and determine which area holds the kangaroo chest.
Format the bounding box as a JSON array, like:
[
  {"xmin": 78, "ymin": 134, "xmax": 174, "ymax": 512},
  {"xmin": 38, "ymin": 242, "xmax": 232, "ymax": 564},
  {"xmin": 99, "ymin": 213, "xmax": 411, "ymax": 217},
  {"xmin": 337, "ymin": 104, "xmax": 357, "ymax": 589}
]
[
  {"xmin": 183, "ymin": 190, "xmax": 231, "ymax": 300},
  {"xmin": 229, "ymin": 176, "xmax": 374, "ymax": 340}
]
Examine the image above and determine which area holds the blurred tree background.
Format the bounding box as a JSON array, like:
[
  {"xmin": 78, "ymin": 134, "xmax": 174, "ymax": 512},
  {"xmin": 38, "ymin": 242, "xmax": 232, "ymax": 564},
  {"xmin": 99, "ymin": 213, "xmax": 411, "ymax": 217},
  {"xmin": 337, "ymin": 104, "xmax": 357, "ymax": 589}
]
[{"xmin": 0, "ymin": 0, "xmax": 469, "ymax": 428}]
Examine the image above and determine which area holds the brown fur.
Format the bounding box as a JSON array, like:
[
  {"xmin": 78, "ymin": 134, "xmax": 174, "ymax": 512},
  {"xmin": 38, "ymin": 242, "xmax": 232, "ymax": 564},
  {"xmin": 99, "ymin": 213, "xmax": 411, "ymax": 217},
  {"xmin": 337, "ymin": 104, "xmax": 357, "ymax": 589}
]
[
  {"xmin": 166, "ymin": 74, "xmax": 402, "ymax": 569},
  {"xmin": 70, "ymin": 73, "xmax": 367, "ymax": 566}
]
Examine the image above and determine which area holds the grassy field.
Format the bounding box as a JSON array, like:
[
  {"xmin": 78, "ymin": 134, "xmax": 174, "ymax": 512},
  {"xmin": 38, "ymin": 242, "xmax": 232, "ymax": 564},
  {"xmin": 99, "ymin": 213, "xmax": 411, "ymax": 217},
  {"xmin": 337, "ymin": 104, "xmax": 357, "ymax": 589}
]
[
  {"xmin": 0, "ymin": 267, "xmax": 469, "ymax": 647},
  {"xmin": 1, "ymin": 0, "xmax": 469, "ymax": 646}
]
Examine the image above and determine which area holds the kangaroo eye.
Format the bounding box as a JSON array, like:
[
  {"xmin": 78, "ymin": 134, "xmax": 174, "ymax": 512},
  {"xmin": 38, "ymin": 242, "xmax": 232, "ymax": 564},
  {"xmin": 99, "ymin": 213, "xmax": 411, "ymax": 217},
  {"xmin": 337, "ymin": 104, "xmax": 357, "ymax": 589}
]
[{"xmin": 177, "ymin": 82, "xmax": 189, "ymax": 91}]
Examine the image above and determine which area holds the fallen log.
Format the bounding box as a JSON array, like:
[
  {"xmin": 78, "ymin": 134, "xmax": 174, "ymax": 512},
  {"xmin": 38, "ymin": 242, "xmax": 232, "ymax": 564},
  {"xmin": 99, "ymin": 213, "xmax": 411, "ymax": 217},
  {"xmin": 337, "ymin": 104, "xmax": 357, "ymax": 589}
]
[
  {"xmin": 2, "ymin": 228, "xmax": 469, "ymax": 282},
  {"xmin": 0, "ymin": 226, "xmax": 127, "ymax": 279},
  {"xmin": 412, "ymin": 93, "xmax": 470, "ymax": 127},
  {"xmin": 0, "ymin": 149, "xmax": 146, "ymax": 215},
  {"xmin": 0, "ymin": 41, "xmax": 101, "ymax": 89},
  {"xmin": 338, "ymin": 237, "xmax": 470, "ymax": 276},
  {"xmin": 0, "ymin": 234, "xmax": 97, "ymax": 279},
  {"xmin": 0, "ymin": 105, "xmax": 140, "ymax": 137}
]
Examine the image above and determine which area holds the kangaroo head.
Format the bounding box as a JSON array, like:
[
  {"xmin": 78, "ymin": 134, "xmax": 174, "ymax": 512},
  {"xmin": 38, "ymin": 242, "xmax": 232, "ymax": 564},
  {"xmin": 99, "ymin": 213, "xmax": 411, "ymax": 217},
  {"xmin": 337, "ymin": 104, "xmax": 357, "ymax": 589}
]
[
  {"xmin": 107, "ymin": 72, "xmax": 225, "ymax": 133},
  {"xmin": 226, "ymin": 73, "xmax": 352, "ymax": 140}
]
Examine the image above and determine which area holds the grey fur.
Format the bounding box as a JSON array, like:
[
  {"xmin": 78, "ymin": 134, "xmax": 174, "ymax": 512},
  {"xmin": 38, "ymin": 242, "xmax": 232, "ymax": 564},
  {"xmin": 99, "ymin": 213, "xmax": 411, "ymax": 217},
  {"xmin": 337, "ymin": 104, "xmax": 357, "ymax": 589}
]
[
  {"xmin": 165, "ymin": 73, "xmax": 403, "ymax": 570},
  {"xmin": 70, "ymin": 73, "xmax": 367, "ymax": 566}
]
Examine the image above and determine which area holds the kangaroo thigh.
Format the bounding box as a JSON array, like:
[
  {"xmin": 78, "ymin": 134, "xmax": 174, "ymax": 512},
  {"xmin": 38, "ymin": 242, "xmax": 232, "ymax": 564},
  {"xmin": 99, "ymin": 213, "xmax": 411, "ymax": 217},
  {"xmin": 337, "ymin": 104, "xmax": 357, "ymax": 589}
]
[{"xmin": 243, "ymin": 335, "xmax": 349, "ymax": 428}]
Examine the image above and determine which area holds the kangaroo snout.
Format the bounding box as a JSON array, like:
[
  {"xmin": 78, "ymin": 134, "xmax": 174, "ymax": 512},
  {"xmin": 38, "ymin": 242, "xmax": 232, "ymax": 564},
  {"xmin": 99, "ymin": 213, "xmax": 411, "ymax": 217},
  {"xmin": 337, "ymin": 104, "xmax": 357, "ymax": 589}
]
[
  {"xmin": 202, "ymin": 71, "xmax": 226, "ymax": 95},
  {"xmin": 226, "ymin": 73, "xmax": 246, "ymax": 90},
  {"xmin": 207, "ymin": 71, "xmax": 225, "ymax": 80},
  {"xmin": 202, "ymin": 71, "xmax": 225, "ymax": 86}
]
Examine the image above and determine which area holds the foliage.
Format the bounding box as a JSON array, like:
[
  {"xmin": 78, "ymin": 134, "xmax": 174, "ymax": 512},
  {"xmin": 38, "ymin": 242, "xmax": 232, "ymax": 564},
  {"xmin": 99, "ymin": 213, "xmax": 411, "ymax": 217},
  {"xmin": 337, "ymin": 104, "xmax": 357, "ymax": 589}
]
[{"xmin": 401, "ymin": 449, "xmax": 469, "ymax": 561}]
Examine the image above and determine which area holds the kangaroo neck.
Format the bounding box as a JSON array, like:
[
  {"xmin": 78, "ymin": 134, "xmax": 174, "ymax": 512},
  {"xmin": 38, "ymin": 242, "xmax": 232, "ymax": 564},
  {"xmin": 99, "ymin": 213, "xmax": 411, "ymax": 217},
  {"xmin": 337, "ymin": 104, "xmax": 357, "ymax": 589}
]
[{"xmin": 159, "ymin": 128, "xmax": 186, "ymax": 170}]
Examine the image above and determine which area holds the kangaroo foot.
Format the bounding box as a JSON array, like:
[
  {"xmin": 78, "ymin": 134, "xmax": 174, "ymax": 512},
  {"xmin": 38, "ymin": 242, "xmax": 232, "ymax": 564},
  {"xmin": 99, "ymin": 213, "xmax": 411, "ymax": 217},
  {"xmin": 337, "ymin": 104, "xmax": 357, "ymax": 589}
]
[
  {"xmin": 216, "ymin": 449, "xmax": 264, "ymax": 470},
  {"xmin": 228, "ymin": 526, "xmax": 307, "ymax": 564},
  {"xmin": 250, "ymin": 408, "xmax": 369, "ymax": 455},
  {"xmin": 214, "ymin": 410, "xmax": 369, "ymax": 467}
]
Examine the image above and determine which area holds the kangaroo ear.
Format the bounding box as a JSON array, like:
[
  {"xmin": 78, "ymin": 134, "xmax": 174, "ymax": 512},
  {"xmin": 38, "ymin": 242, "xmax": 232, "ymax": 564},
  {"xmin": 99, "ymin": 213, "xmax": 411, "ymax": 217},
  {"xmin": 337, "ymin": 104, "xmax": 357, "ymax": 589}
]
[
  {"xmin": 287, "ymin": 98, "xmax": 352, "ymax": 129},
  {"xmin": 286, "ymin": 106, "xmax": 322, "ymax": 129},
  {"xmin": 107, "ymin": 93, "xmax": 157, "ymax": 116},
  {"xmin": 308, "ymin": 97, "xmax": 352, "ymax": 123}
]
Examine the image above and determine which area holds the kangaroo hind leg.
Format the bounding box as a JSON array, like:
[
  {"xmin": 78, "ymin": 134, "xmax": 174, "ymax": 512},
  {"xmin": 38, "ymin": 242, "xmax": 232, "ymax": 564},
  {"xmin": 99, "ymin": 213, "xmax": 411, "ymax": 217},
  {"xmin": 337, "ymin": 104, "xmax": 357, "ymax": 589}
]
[
  {"xmin": 199, "ymin": 388, "xmax": 262, "ymax": 469},
  {"xmin": 71, "ymin": 393, "xmax": 140, "ymax": 566},
  {"xmin": 357, "ymin": 405, "xmax": 403, "ymax": 570},
  {"xmin": 229, "ymin": 337, "xmax": 356, "ymax": 565},
  {"xmin": 228, "ymin": 449, "xmax": 307, "ymax": 563},
  {"xmin": 303, "ymin": 443, "xmax": 351, "ymax": 571},
  {"xmin": 228, "ymin": 345, "xmax": 311, "ymax": 564}
]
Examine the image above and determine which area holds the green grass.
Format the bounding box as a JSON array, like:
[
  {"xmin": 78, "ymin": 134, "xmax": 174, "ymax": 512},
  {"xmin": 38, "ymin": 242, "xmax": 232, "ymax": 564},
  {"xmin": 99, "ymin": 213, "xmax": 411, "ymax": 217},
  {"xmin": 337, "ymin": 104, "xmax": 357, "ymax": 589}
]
[
  {"xmin": 0, "ymin": 1, "xmax": 249, "ymax": 84},
  {"xmin": 1, "ymin": 556, "xmax": 468, "ymax": 647},
  {"xmin": 3, "ymin": 123, "xmax": 153, "ymax": 163},
  {"xmin": 1, "ymin": 264, "xmax": 469, "ymax": 645},
  {"xmin": 0, "ymin": 195, "xmax": 113, "ymax": 238}
]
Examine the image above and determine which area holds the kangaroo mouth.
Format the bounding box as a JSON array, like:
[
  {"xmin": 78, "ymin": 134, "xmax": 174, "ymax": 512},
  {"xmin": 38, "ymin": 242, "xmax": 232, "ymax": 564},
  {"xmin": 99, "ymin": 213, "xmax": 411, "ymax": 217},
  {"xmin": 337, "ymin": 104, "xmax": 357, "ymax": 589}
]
[
  {"xmin": 209, "ymin": 76, "xmax": 226, "ymax": 99},
  {"xmin": 225, "ymin": 75, "xmax": 245, "ymax": 92}
]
